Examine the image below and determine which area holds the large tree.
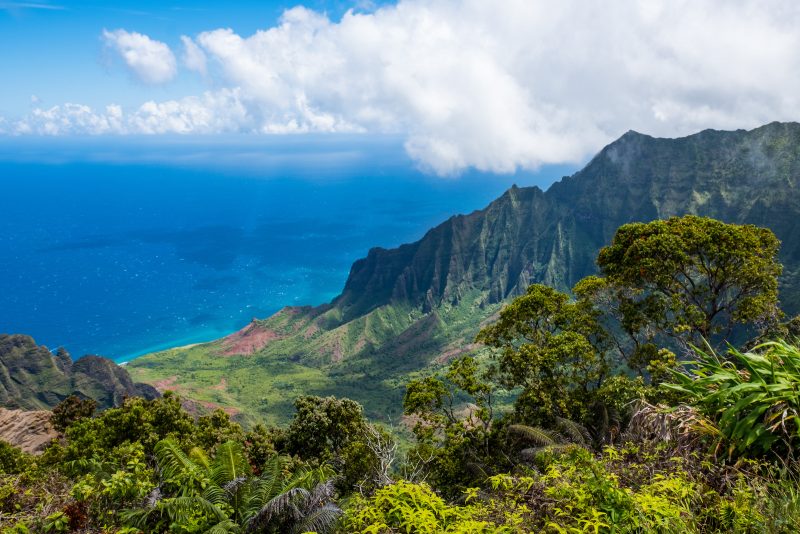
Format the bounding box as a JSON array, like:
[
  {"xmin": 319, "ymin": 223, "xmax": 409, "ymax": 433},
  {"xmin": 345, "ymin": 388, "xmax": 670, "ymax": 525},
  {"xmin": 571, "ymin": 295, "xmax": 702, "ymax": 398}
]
[{"xmin": 595, "ymin": 215, "xmax": 782, "ymax": 348}]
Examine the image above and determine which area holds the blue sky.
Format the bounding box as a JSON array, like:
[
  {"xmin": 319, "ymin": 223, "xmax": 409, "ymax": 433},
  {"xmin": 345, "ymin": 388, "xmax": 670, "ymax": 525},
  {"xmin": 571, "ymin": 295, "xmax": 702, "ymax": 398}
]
[
  {"xmin": 0, "ymin": 1, "xmax": 389, "ymax": 115},
  {"xmin": 1, "ymin": 1, "xmax": 799, "ymax": 175}
]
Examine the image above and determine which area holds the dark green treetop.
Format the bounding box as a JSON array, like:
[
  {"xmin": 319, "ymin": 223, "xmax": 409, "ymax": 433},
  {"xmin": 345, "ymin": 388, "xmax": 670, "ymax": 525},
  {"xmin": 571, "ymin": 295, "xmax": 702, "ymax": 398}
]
[{"xmin": 596, "ymin": 215, "xmax": 782, "ymax": 347}]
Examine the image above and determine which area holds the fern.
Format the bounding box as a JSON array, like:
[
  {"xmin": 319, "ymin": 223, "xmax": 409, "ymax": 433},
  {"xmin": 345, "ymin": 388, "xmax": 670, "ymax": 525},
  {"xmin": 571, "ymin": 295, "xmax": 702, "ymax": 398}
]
[
  {"xmin": 555, "ymin": 417, "xmax": 591, "ymax": 445},
  {"xmin": 507, "ymin": 424, "xmax": 559, "ymax": 447},
  {"xmin": 211, "ymin": 441, "xmax": 251, "ymax": 487},
  {"xmin": 290, "ymin": 503, "xmax": 342, "ymax": 534}
]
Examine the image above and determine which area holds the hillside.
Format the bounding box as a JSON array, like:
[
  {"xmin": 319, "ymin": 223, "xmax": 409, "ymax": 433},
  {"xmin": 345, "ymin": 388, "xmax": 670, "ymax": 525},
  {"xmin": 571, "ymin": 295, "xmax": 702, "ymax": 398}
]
[
  {"xmin": 128, "ymin": 122, "xmax": 800, "ymax": 423},
  {"xmin": 0, "ymin": 334, "xmax": 159, "ymax": 410}
]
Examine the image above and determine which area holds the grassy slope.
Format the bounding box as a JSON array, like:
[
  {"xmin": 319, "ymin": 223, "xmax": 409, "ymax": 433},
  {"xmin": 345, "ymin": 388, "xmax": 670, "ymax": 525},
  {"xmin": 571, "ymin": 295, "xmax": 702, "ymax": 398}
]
[
  {"xmin": 128, "ymin": 289, "xmax": 501, "ymax": 426},
  {"xmin": 129, "ymin": 123, "xmax": 800, "ymax": 425}
]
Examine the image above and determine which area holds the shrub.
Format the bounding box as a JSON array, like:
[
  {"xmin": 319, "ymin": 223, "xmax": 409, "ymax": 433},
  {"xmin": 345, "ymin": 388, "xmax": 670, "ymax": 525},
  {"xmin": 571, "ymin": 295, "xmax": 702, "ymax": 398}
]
[{"xmin": 665, "ymin": 341, "xmax": 800, "ymax": 461}]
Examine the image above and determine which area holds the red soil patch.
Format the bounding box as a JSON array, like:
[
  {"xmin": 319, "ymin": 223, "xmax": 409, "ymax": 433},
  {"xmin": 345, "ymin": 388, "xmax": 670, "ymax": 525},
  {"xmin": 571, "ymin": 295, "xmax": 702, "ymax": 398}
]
[
  {"xmin": 210, "ymin": 378, "xmax": 227, "ymax": 391},
  {"xmin": 435, "ymin": 343, "xmax": 480, "ymax": 364},
  {"xmin": 152, "ymin": 375, "xmax": 183, "ymax": 393},
  {"xmin": 329, "ymin": 338, "xmax": 344, "ymax": 363},
  {"xmin": 353, "ymin": 337, "xmax": 368, "ymax": 353},
  {"xmin": 200, "ymin": 401, "xmax": 240, "ymax": 416},
  {"xmin": 221, "ymin": 320, "xmax": 282, "ymax": 356},
  {"xmin": 303, "ymin": 323, "xmax": 320, "ymax": 339}
]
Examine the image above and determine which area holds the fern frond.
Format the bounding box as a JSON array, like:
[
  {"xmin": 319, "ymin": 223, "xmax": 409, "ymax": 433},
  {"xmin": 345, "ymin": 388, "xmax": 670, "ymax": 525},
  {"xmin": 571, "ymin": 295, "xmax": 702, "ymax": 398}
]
[
  {"xmin": 190, "ymin": 446, "xmax": 211, "ymax": 473},
  {"xmin": 162, "ymin": 496, "xmax": 228, "ymax": 524},
  {"xmin": 155, "ymin": 438, "xmax": 201, "ymax": 481},
  {"xmin": 555, "ymin": 417, "xmax": 591, "ymax": 445},
  {"xmin": 242, "ymin": 456, "xmax": 286, "ymax": 521},
  {"xmin": 211, "ymin": 441, "xmax": 251, "ymax": 486},
  {"xmin": 507, "ymin": 424, "xmax": 558, "ymax": 447},
  {"xmin": 203, "ymin": 518, "xmax": 241, "ymax": 534},
  {"xmin": 245, "ymin": 487, "xmax": 310, "ymax": 531},
  {"xmin": 290, "ymin": 503, "xmax": 342, "ymax": 534}
]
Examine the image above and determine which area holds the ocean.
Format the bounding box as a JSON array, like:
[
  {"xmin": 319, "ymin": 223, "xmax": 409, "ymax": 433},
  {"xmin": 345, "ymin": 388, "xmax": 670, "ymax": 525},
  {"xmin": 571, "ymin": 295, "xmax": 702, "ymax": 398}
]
[{"xmin": 0, "ymin": 136, "xmax": 575, "ymax": 361}]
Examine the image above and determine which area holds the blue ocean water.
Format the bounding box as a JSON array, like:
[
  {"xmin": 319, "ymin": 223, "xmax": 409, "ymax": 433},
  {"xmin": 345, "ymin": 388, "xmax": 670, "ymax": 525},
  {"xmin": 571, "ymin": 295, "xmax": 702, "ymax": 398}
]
[{"xmin": 0, "ymin": 136, "xmax": 576, "ymax": 361}]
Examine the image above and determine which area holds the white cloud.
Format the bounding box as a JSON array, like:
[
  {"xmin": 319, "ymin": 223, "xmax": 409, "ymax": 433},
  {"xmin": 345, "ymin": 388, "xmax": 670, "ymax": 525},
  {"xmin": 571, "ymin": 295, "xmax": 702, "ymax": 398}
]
[
  {"xmin": 181, "ymin": 36, "xmax": 207, "ymax": 76},
  {"xmin": 102, "ymin": 29, "xmax": 177, "ymax": 85},
  {"xmin": 10, "ymin": 1, "xmax": 800, "ymax": 174},
  {"xmin": 10, "ymin": 89, "xmax": 249, "ymax": 135},
  {"xmin": 184, "ymin": 1, "xmax": 800, "ymax": 173}
]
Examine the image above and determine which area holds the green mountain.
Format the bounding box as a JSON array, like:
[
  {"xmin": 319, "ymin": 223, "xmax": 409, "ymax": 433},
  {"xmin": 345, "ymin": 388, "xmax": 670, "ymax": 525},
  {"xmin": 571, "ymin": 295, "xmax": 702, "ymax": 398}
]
[
  {"xmin": 0, "ymin": 334, "xmax": 159, "ymax": 410},
  {"xmin": 128, "ymin": 121, "xmax": 800, "ymax": 423}
]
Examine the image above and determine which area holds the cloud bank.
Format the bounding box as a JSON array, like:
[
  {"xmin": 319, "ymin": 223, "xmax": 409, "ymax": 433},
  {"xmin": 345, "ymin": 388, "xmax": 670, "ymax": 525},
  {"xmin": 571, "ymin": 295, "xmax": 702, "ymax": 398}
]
[
  {"xmin": 102, "ymin": 29, "xmax": 177, "ymax": 85},
  {"xmin": 7, "ymin": 0, "xmax": 800, "ymax": 174}
]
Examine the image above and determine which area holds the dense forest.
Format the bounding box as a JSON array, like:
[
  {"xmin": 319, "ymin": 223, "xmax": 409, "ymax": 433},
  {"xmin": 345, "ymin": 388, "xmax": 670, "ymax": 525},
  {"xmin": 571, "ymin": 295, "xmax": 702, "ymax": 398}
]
[{"xmin": 3, "ymin": 215, "xmax": 800, "ymax": 533}]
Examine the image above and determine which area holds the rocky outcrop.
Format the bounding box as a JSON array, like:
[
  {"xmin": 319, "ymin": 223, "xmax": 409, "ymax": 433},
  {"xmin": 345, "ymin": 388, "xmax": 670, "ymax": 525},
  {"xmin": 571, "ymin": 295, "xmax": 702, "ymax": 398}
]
[
  {"xmin": 0, "ymin": 334, "xmax": 160, "ymax": 411},
  {"xmin": 0, "ymin": 407, "xmax": 58, "ymax": 454}
]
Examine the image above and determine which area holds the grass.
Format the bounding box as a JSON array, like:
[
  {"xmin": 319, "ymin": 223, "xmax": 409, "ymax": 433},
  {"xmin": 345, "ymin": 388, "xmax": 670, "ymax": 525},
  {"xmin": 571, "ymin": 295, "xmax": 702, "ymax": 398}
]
[{"xmin": 127, "ymin": 289, "xmax": 505, "ymax": 426}]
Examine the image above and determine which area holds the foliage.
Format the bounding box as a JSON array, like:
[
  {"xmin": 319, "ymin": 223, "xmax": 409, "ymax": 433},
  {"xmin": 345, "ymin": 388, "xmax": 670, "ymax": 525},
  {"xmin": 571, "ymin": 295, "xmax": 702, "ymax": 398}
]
[
  {"xmin": 123, "ymin": 437, "xmax": 341, "ymax": 534},
  {"xmin": 284, "ymin": 395, "xmax": 387, "ymax": 492},
  {"xmin": 50, "ymin": 395, "xmax": 97, "ymax": 432},
  {"xmin": 665, "ymin": 340, "xmax": 800, "ymax": 462},
  {"xmin": 0, "ymin": 441, "xmax": 34, "ymax": 475},
  {"xmin": 341, "ymin": 480, "xmax": 504, "ymax": 533},
  {"xmin": 596, "ymin": 215, "xmax": 782, "ymax": 347},
  {"xmin": 475, "ymin": 284, "xmax": 613, "ymax": 426},
  {"xmin": 5, "ymin": 215, "xmax": 800, "ymax": 533},
  {"xmin": 403, "ymin": 356, "xmax": 510, "ymax": 492},
  {"xmin": 58, "ymin": 392, "xmax": 197, "ymax": 467}
]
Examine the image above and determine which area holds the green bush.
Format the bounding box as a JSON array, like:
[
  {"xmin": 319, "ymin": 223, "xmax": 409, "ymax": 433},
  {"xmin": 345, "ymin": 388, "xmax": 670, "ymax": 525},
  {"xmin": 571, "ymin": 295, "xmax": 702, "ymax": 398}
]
[{"xmin": 665, "ymin": 341, "xmax": 800, "ymax": 461}]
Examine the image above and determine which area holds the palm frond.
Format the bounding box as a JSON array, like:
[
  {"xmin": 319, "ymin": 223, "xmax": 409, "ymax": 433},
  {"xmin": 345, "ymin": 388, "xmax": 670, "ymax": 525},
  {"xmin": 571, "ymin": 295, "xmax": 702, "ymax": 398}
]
[
  {"xmin": 211, "ymin": 441, "xmax": 251, "ymax": 487},
  {"xmin": 555, "ymin": 417, "xmax": 591, "ymax": 445},
  {"xmin": 190, "ymin": 446, "xmax": 212, "ymax": 473},
  {"xmin": 245, "ymin": 487, "xmax": 310, "ymax": 531},
  {"xmin": 242, "ymin": 456, "xmax": 286, "ymax": 521},
  {"xmin": 202, "ymin": 483, "xmax": 228, "ymax": 506},
  {"xmin": 203, "ymin": 519, "xmax": 241, "ymax": 534},
  {"xmin": 507, "ymin": 424, "xmax": 558, "ymax": 447},
  {"xmin": 290, "ymin": 503, "xmax": 342, "ymax": 534},
  {"xmin": 119, "ymin": 507, "xmax": 154, "ymax": 530},
  {"xmin": 155, "ymin": 438, "xmax": 202, "ymax": 482},
  {"xmin": 306, "ymin": 480, "xmax": 335, "ymax": 509},
  {"xmin": 162, "ymin": 495, "xmax": 229, "ymax": 524}
]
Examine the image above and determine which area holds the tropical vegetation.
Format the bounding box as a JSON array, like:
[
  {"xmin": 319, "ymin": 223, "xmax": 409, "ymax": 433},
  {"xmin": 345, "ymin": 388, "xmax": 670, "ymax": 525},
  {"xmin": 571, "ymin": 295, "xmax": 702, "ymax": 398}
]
[{"xmin": 4, "ymin": 215, "xmax": 800, "ymax": 532}]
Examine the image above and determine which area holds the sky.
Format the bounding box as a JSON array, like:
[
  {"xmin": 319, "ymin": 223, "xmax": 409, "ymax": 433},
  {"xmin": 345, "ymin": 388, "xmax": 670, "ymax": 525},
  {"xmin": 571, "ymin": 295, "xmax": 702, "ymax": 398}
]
[{"xmin": 2, "ymin": 0, "xmax": 800, "ymax": 175}]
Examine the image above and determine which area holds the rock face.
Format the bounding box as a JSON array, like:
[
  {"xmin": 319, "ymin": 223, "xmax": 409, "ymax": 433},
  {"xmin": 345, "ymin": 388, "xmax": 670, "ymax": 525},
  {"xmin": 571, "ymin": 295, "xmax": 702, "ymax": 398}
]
[
  {"xmin": 0, "ymin": 334, "xmax": 160, "ymax": 411},
  {"xmin": 0, "ymin": 407, "xmax": 58, "ymax": 454},
  {"xmin": 336, "ymin": 122, "xmax": 800, "ymax": 320}
]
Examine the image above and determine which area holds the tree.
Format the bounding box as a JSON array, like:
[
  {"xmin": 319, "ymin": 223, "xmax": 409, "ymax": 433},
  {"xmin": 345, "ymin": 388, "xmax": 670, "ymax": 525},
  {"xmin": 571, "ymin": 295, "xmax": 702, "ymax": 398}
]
[
  {"xmin": 59, "ymin": 393, "xmax": 198, "ymax": 468},
  {"xmin": 284, "ymin": 396, "xmax": 386, "ymax": 493},
  {"xmin": 51, "ymin": 395, "xmax": 97, "ymax": 432},
  {"xmin": 285, "ymin": 396, "xmax": 365, "ymax": 460},
  {"xmin": 475, "ymin": 284, "xmax": 613, "ymax": 426},
  {"xmin": 596, "ymin": 215, "xmax": 782, "ymax": 348},
  {"xmin": 403, "ymin": 356, "xmax": 513, "ymax": 492}
]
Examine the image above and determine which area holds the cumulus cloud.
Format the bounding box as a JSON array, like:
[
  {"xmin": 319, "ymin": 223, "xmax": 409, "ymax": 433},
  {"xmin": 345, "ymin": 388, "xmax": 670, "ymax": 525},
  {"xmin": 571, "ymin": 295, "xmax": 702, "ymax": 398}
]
[
  {"xmin": 9, "ymin": 89, "xmax": 248, "ymax": 135},
  {"xmin": 102, "ymin": 29, "xmax": 177, "ymax": 85},
  {"xmin": 11, "ymin": 1, "xmax": 800, "ymax": 174},
  {"xmin": 181, "ymin": 36, "xmax": 207, "ymax": 76}
]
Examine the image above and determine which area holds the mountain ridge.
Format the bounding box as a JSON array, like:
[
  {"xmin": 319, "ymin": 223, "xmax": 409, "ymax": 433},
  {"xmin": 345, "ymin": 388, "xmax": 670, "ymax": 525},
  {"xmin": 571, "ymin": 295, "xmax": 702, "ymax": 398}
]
[
  {"xmin": 128, "ymin": 121, "xmax": 800, "ymax": 422},
  {"xmin": 0, "ymin": 333, "xmax": 159, "ymax": 411}
]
